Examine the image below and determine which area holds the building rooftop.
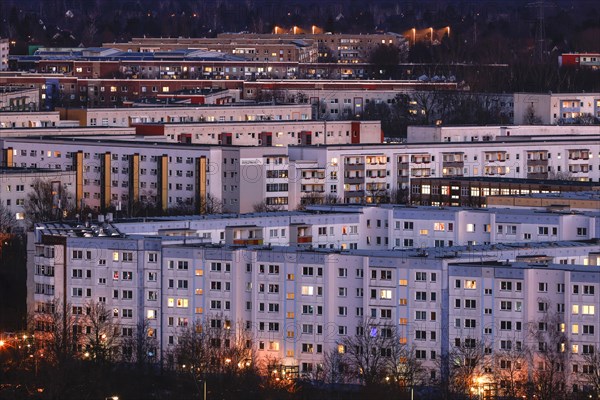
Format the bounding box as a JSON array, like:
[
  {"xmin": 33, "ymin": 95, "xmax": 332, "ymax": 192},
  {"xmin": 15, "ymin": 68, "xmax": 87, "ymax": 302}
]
[
  {"xmin": 12, "ymin": 48, "xmax": 247, "ymax": 63},
  {"xmin": 413, "ymin": 176, "xmax": 600, "ymax": 187},
  {"xmin": 0, "ymin": 166, "xmax": 73, "ymax": 175}
]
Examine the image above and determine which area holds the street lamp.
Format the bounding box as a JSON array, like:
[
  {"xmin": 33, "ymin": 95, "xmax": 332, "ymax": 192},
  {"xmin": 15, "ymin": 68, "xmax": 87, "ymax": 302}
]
[
  {"xmin": 105, "ymin": 396, "xmax": 119, "ymax": 400},
  {"xmin": 412, "ymin": 28, "xmax": 416, "ymax": 45}
]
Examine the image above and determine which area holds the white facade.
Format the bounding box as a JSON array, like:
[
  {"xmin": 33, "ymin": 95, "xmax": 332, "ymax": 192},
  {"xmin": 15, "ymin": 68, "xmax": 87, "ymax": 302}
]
[
  {"xmin": 113, "ymin": 204, "xmax": 600, "ymax": 251},
  {"xmin": 154, "ymin": 120, "xmax": 381, "ymax": 146},
  {"xmin": 0, "ymin": 111, "xmax": 62, "ymax": 129},
  {"xmin": 407, "ymin": 125, "xmax": 600, "ymax": 143},
  {"xmin": 0, "ymin": 38, "xmax": 8, "ymax": 71},
  {"xmin": 514, "ymin": 92, "xmax": 600, "ymax": 124},
  {"xmin": 2, "ymin": 135, "xmax": 599, "ymax": 214},
  {"xmin": 28, "ymin": 226, "xmax": 600, "ymax": 389},
  {"xmin": 60, "ymin": 104, "xmax": 313, "ymax": 127}
]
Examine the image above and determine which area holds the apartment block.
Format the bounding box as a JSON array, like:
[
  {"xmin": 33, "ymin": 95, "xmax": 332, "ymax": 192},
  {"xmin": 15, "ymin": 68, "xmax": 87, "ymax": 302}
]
[
  {"xmin": 102, "ymin": 38, "xmax": 319, "ymax": 63},
  {"xmin": 217, "ymin": 32, "xmax": 408, "ymax": 63},
  {"xmin": 112, "ymin": 203, "xmax": 600, "ymax": 251},
  {"xmin": 27, "ymin": 223, "xmax": 600, "ymax": 390},
  {"xmin": 135, "ymin": 120, "xmax": 381, "ymax": 146},
  {"xmin": 514, "ymin": 92, "xmax": 600, "ymax": 124},
  {"xmin": 58, "ymin": 104, "xmax": 313, "ymax": 127},
  {"xmin": 0, "ymin": 85, "xmax": 40, "ymax": 111},
  {"xmin": 0, "ymin": 111, "xmax": 62, "ymax": 128},
  {"xmin": 407, "ymin": 124, "xmax": 600, "ymax": 143},
  {"xmin": 1, "ymin": 133, "xmax": 599, "ymax": 215}
]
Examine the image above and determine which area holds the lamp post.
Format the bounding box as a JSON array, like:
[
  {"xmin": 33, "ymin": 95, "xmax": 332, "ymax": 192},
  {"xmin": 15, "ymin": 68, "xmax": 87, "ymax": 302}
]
[{"xmin": 412, "ymin": 28, "xmax": 416, "ymax": 46}]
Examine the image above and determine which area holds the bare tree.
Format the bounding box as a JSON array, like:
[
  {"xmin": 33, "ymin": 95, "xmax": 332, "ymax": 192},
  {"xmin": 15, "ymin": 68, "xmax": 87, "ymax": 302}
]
[
  {"xmin": 24, "ymin": 179, "xmax": 74, "ymax": 226},
  {"xmin": 493, "ymin": 336, "xmax": 531, "ymax": 400},
  {"xmin": 581, "ymin": 347, "xmax": 600, "ymax": 396},
  {"xmin": 252, "ymin": 201, "xmax": 284, "ymax": 213},
  {"xmin": 524, "ymin": 103, "xmax": 542, "ymax": 125},
  {"xmin": 528, "ymin": 306, "xmax": 570, "ymax": 400},
  {"xmin": 83, "ymin": 301, "xmax": 120, "ymax": 364},
  {"xmin": 173, "ymin": 317, "xmax": 259, "ymax": 394},
  {"xmin": 338, "ymin": 318, "xmax": 393, "ymax": 387},
  {"xmin": 30, "ymin": 299, "xmax": 83, "ymax": 398},
  {"xmin": 0, "ymin": 203, "xmax": 16, "ymax": 233},
  {"xmin": 387, "ymin": 342, "xmax": 426, "ymax": 394},
  {"xmin": 201, "ymin": 193, "xmax": 225, "ymax": 214},
  {"xmin": 120, "ymin": 318, "xmax": 159, "ymax": 368},
  {"xmin": 319, "ymin": 348, "xmax": 350, "ymax": 385},
  {"xmin": 446, "ymin": 337, "xmax": 490, "ymax": 398}
]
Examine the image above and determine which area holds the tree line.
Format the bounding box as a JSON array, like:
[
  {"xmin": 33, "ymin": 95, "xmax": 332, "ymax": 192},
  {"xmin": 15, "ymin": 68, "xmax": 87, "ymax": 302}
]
[{"xmin": 3, "ymin": 300, "xmax": 600, "ymax": 399}]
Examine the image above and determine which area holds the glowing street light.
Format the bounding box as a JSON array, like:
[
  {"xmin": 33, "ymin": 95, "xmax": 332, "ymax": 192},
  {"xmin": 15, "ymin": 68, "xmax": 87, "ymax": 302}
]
[
  {"xmin": 293, "ymin": 26, "xmax": 298, "ymax": 34},
  {"xmin": 412, "ymin": 28, "xmax": 416, "ymax": 45},
  {"xmin": 447, "ymin": 26, "xmax": 451, "ymax": 37},
  {"xmin": 274, "ymin": 26, "xmax": 279, "ymax": 34},
  {"xmin": 430, "ymin": 27, "xmax": 434, "ymax": 44},
  {"xmin": 312, "ymin": 25, "xmax": 316, "ymax": 35}
]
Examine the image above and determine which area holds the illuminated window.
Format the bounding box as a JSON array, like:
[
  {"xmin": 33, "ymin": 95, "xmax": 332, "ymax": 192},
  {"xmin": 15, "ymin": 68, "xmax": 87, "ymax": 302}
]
[
  {"xmin": 162, "ymin": 87, "xmax": 170, "ymax": 92},
  {"xmin": 465, "ymin": 280, "xmax": 477, "ymax": 289},
  {"xmin": 301, "ymin": 286, "xmax": 314, "ymax": 295},
  {"xmin": 399, "ymin": 279, "xmax": 408, "ymax": 286},
  {"xmin": 583, "ymin": 305, "xmax": 595, "ymax": 315},
  {"xmin": 167, "ymin": 298, "xmax": 174, "ymax": 307},
  {"xmin": 573, "ymin": 305, "xmax": 580, "ymax": 314},
  {"xmin": 177, "ymin": 298, "xmax": 189, "ymax": 308}
]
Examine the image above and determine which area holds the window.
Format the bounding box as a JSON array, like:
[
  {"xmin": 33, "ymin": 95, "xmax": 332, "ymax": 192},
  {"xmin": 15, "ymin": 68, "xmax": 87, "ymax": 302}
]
[
  {"xmin": 465, "ymin": 319, "xmax": 476, "ymax": 328},
  {"xmin": 465, "ymin": 280, "xmax": 476, "ymax": 289},
  {"xmin": 416, "ymin": 272, "xmax": 427, "ymax": 281},
  {"xmin": 301, "ymin": 286, "xmax": 314, "ymax": 295},
  {"xmin": 338, "ymin": 268, "xmax": 347, "ymax": 277},
  {"xmin": 538, "ymin": 282, "xmax": 547, "ymax": 292},
  {"xmin": 416, "ymin": 292, "xmax": 427, "ymax": 301}
]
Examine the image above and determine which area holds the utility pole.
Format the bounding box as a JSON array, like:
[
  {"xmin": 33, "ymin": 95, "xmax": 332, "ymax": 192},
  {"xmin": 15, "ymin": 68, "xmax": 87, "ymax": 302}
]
[{"xmin": 527, "ymin": 0, "xmax": 554, "ymax": 63}]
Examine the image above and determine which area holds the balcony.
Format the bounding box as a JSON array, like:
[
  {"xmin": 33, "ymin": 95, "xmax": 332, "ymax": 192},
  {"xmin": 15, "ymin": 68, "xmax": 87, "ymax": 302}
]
[
  {"xmin": 344, "ymin": 176, "xmax": 364, "ymax": 184},
  {"xmin": 233, "ymin": 239, "xmax": 263, "ymax": 246},
  {"xmin": 528, "ymin": 172, "xmax": 549, "ymax": 179},
  {"xmin": 527, "ymin": 159, "xmax": 548, "ymax": 166},
  {"xmin": 445, "ymin": 159, "xmax": 465, "ymax": 167},
  {"xmin": 345, "ymin": 163, "xmax": 364, "ymax": 170},
  {"xmin": 297, "ymin": 236, "xmax": 313, "ymax": 244}
]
